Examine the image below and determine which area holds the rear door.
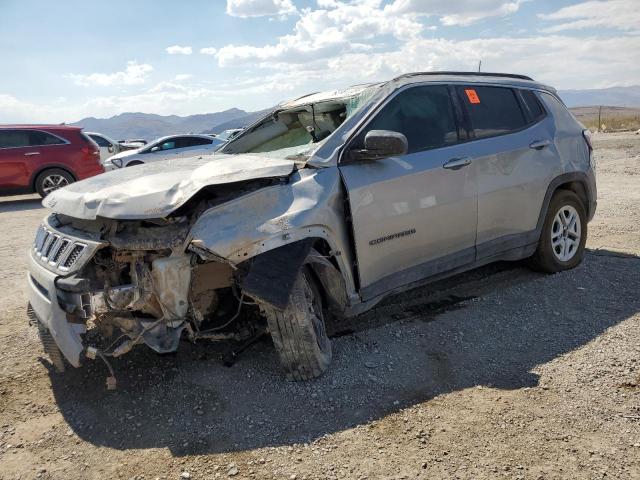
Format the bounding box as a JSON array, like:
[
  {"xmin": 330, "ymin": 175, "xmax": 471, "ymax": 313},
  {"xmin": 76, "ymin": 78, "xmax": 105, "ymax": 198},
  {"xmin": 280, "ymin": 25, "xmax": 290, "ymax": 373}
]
[
  {"xmin": 339, "ymin": 84, "xmax": 478, "ymax": 300},
  {"xmin": 0, "ymin": 129, "xmax": 33, "ymax": 190},
  {"xmin": 456, "ymin": 85, "xmax": 554, "ymax": 259}
]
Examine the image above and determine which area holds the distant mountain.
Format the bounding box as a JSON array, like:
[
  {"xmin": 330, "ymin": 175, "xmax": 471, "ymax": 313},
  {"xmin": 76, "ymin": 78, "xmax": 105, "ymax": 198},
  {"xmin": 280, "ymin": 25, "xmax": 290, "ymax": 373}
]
[
  {"xmin": 558, "ymin": 86, "xmax": 640, "ymax": 108},
  {"xmin": 72, "ymin": 108, "xmax": 250, "ymax": 141},
  {"xmin": 201, "ymin": 108, "xmax": 274, "ymax": 135}
]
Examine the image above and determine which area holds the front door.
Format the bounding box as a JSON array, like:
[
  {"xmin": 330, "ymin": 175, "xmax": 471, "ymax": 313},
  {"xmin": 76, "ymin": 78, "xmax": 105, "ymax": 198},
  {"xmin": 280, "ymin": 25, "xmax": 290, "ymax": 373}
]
[{"xmin": 339, "ymin": 85, "xmax": 478, "ymax": 300}]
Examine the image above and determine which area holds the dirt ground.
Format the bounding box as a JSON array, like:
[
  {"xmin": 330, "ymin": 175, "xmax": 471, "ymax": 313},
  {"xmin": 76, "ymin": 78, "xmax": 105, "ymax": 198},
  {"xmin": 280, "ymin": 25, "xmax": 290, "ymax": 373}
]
[{"xmin": 0, "ymin": 132, "xmax": 638, "ymax": 480}]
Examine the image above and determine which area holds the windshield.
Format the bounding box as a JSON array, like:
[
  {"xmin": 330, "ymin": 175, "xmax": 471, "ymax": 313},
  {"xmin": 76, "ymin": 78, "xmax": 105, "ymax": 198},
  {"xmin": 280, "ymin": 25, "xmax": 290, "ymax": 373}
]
[{"xmin": 220, "ymin": 84, "xmax": 379, "ymax": 161}]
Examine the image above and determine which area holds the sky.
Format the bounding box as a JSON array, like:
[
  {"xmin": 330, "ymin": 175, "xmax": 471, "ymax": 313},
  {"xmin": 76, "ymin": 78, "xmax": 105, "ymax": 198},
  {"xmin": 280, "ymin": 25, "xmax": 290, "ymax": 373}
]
[{"xmin": 0, "ymin": 0, "xmax": 639, "ymax": 123}]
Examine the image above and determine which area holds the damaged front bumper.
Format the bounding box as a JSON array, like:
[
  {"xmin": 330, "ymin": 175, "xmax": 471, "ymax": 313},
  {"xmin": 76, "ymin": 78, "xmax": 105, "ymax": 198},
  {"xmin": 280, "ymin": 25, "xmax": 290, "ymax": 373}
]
[
  {"xmin": 27, "ymin": 251, "xmax": 86, "ymax": 367},
  {"xmin": 26, "ymin": 216, "xmax": 199, "ymax": 369}
]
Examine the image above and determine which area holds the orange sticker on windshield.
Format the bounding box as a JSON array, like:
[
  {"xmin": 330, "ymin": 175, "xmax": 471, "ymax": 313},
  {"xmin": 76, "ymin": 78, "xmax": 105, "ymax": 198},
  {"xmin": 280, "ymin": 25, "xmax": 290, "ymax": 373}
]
[{"xmin": 465, "ymin": 89, "xmax": 480, "ymax": 104}]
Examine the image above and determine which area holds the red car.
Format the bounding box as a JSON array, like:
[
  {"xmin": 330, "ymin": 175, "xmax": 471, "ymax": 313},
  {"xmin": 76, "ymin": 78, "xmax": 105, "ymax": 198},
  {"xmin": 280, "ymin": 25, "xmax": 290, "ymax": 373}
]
[{"xmin": 0, "ymin": 125, "xmax": 104, "ymax": 197}]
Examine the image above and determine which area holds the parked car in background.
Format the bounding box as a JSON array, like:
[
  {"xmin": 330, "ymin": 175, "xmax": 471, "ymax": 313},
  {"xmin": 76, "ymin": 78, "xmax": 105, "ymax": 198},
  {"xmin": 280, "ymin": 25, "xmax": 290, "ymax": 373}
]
[
  {"xmin": 118, "ymin": 138, "xmax": 147, "ymax": 147},
  {"xmin": 28, "ymin": 72, "xmax": 596, "ymax": 381},
  {"xmin": 86, "ymin": 132, "xmax": 138, "ymax": 163},
  {"xmin": 0, "ymin": 125, "xmax": 103, "ymax": 197},
  {"xmin": 215, "ymin": 128, "xmax": 243, "ymax": 142},
  {"xmin": 104, "ymin": 134, "xmax": 224, "ymax": 169}
]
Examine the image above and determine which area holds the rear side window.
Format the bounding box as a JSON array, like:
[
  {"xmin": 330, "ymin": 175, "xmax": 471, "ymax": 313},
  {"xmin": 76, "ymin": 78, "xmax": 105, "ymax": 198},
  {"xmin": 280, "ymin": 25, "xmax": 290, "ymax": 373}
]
[
  {"xmin": 28, "ymin": 130, "xmax": 65, "ymax": 146},
  {"xmin": 459, "ymin": 86, "xmax": 527, "ymax": 139},
  {"xmin": 90, "ymin": 134, "xmax": 112, "ymax": 147},
  {"xmin": 0, "ymin": 130, "xmax": 30, "ymax": 148},
  {"xmin": 176, "ymin": 137, "xmax": 213, "ymax": 148},
  {"xmin": 520, "ymin": 90, "xmax": 546, "ymax": 122},
  {"xmin": 360, "ymin": 85, "xmax": 458, "ymax": 154}
]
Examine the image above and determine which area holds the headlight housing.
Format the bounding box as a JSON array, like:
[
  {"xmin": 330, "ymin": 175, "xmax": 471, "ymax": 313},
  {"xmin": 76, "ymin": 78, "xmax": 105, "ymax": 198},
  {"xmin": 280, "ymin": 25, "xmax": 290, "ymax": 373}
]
[{"xmin": 111, "ymin": 157, "xmax": 123, "ymax": 168}]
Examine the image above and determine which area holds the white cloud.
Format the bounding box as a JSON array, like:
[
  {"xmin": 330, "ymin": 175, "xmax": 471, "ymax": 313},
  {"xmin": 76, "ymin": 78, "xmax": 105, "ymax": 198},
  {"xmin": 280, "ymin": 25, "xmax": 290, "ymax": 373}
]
[
  {"xmin": 217, "ymin": 0, "xmax": 423, "ymax": 67},
  {"xmin": 174, "ymin": 74, "xmax": 193, "ymax": 81},
  {"xmin": 220, "ymin": 33, "xmax": 640, "ymax": 93},
  {"xmin": 226, "ymin": 0, "xmax": 297, "ymax": 18},
  {"xmin": 385, "ymin": 0, "xmax": 523, "ymax": 26},
  {"xmin": 538, "ymin": 0, "xmax": 640, "ymax": 33},
  {"xmin": 166, "ymin": 45, "xmax": 193, "ymax": 55},
  {"xmin": 200, "ymin": 47, "xmax": 218, "ymax": 55},
  {"xmin": 69, "ymin": 61, "xmax": 153, "ymax": 87}
]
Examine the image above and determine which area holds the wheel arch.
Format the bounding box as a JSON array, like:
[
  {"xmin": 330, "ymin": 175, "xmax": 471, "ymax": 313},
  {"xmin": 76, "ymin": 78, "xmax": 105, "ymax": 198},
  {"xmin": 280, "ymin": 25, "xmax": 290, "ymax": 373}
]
[
  {"xmin": 536, "ymin": 172, "xmax": 594, "ymax": 232},
  {"xmin": 234, "ymin": 237, "xmax": 350, "ymax": 315},
  {"xmin": 30, "ymin": 165, "xmax": 77, "ymax": 192}
]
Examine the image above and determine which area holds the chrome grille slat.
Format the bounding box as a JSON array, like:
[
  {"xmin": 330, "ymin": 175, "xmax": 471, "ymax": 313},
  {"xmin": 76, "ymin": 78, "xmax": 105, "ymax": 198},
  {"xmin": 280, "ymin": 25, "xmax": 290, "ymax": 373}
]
[
  {"xmin": 63, "ymin": 244, "xmax": 86, "ymax": 269},
  {"xmin": 51, "ymin": 239, "xmax": 70, "ymax": 264},
  {"xmin": 42, "ymin": 234, "xmax": 58, "ymax": 259}
]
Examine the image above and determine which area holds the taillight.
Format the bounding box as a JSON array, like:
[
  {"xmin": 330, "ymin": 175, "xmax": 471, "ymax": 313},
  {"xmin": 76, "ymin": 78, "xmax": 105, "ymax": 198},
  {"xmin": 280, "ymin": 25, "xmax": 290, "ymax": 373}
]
[
  {"xmin": 81, "ymin": 145, "xmax": 100, "ymax": 160},
  {"xmin": 582, "ymin": 129, "xmax": 593, "ymax": 153},
  {"xmin": 582, "ymin": 129, "xmax": 595, "ymax": 170}
]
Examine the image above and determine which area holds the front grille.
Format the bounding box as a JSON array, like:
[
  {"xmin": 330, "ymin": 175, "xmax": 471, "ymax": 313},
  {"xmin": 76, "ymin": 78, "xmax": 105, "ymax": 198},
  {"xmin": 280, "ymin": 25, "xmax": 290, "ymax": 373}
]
[{"xmin": 33, "ymin": 224, "xmax": 91, "ymax": 272}]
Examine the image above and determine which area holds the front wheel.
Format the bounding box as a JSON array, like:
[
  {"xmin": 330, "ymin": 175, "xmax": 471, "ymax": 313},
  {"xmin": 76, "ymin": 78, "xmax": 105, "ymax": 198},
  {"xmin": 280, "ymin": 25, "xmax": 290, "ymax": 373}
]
[
  {"xmin": 261, "ymin": 268, "xmax": 332, "ymax": 381},
  {"xmin": 529, "ymin": 190, "xmax": 587, "ymax": 273},
  {"xmin": 35, "ymin": 168, "xmax": 74, "ymax": 197}
]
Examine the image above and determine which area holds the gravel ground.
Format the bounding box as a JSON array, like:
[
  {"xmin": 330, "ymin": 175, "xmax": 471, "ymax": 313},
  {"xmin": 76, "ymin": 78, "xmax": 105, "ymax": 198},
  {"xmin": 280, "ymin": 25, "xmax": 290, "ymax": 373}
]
[{"xmin": 0, "ymin": 132, "xmax": 638, "ymax": 480}]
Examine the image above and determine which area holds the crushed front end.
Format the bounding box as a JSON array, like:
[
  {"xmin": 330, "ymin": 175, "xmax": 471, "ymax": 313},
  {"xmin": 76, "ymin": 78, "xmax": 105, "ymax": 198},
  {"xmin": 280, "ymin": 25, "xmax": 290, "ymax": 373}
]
[{"xmin": 27, "ymin": 212, "xmax": 263, "ymax": 375}]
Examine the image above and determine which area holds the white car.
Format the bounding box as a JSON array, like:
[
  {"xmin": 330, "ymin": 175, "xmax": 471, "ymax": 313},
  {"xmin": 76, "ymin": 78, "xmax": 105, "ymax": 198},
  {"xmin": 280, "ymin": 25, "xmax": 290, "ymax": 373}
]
[
  {"xmin": 104, "ymin": 134, "xmax": 224, "ymax": 170},
  {"xmin": 215, "ymin": 128, "xmax": 243, "ymax": 142},
  {"xmin": 86, "ymin": 132, "xmax": 138, "ymax": 162}
]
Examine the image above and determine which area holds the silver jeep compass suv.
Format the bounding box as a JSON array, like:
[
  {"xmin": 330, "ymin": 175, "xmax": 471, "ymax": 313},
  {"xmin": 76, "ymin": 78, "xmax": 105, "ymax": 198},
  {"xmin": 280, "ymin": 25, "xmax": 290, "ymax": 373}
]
[{"xmin": 27, "ymin": 72, "xmax": 596, "ymax": 381}]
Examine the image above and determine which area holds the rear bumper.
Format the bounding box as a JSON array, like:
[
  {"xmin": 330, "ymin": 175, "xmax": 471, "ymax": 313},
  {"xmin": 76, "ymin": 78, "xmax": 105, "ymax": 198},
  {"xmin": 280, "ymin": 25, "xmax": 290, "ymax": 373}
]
[{"xmin": 27, "ymin": 251, "xmax": 84, "ymax": 367}]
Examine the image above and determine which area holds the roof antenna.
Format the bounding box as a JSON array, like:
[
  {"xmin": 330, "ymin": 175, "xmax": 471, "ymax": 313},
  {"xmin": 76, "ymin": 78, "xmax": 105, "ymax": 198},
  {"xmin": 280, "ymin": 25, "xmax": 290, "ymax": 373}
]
[{"xmin": 478, "ymin": 60, "xmax": 482, "ymax": 72}]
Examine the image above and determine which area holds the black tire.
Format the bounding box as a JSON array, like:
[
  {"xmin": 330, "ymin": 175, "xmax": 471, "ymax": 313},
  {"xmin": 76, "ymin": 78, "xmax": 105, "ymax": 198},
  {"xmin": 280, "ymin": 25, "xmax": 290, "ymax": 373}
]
[
  {"xmin": 262, "ymin": 268, "xmax": 332, "ymax": 381},
  {"xmin": 529, "ymin": 190, "xmax": 587, "ymax": 273},
  {"xmin": 126, "ymin": 160, "xmax": 144, "ymax": 167},
  {"xmin": 35, "ymin": 168, "xmax": 74, "ymax": 198}
]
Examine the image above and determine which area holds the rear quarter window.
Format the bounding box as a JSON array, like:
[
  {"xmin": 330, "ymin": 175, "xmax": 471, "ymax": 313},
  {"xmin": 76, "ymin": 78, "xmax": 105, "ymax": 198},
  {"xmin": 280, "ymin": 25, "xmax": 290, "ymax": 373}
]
[
  {"xmin": 520, "ymin": 90, "xmax": 546, "ymax": 122},
  {"xmin": 28, "ymin": 130, "xmax": 66, "ymax": 146},
  {"xmin": 458, "ymin": 86, "xmax": 527, "ymax": 139}
]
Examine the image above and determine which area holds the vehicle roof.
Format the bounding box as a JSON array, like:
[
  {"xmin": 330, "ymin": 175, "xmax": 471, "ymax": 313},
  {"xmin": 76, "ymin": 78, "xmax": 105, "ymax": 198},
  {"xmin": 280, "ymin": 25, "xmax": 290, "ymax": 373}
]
[
  {"xmin": 152, "ymin": 133, "xmax": 217, "ymax": 142},
  {"xmin": 0, "ymin": 124, "xmax": 82, "ymax": 130},
  {"xmin": 280, "ymin": 71, "xmax": 555, "ymax": 109},
  {"xmin": 390, "ymin": 71, "xmax": 555, "ymax": 92}
]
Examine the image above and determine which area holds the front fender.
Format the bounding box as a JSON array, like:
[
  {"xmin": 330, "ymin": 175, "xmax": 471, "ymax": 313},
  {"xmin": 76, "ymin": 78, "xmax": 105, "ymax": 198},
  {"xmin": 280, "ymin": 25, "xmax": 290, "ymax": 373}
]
[{"xmin": 188, "ymin": 167, "xmax": 357, "ymax": 296}]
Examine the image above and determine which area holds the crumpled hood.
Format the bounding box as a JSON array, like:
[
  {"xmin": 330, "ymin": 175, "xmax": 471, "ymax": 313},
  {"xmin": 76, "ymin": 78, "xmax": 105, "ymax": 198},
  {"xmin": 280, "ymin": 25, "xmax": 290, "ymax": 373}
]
[{"xmin": 43, "ymin": 154, "xmax": 296, "ymax": 220}]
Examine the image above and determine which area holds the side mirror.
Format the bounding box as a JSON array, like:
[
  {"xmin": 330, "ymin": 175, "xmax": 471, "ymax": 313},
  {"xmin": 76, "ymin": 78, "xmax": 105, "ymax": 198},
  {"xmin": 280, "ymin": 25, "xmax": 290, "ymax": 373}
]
[
  {"xmin": 150, "ymin": 146, "xmax": 160, "ymax": 152},
  {"xmin": 107, "ymin": 145, "xmax": 114, "ymax": 153},
  {"xmin": 350, "ymin": 130, "xmax": 408, "ymax": 161}
]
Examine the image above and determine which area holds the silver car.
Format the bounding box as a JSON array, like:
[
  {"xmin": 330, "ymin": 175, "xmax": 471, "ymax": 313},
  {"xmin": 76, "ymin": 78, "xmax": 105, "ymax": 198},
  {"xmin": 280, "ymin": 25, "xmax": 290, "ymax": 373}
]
[
  {"xmin": 27, "ymin": 72, "xmax": 596, "ymax": 382},
  {"xmin": 104, "ymin": 133, "xmax": 224, "ymax": 170}
]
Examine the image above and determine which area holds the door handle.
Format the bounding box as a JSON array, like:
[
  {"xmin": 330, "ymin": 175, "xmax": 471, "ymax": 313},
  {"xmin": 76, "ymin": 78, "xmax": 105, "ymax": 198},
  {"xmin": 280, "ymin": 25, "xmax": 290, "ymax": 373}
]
[
  {"xmin": 443, "ymin": 157, "xmax": 472, "ymax": 170},
  {"xmin": 529, "ymin": 139, "xmax": 550, "ymax": 150},
  {"xmin": 24, "ymin": 151, "xmax": 40, "ymax": 156}
]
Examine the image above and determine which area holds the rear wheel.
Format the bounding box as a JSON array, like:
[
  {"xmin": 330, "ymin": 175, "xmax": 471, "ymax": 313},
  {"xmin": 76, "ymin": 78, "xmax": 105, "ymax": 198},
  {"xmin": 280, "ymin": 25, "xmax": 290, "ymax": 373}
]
[
  {"xmin": 529, "ymin": 190, "xmax": 587, "ymax": 273},
  {"xmin": 262, "ymin": 268, "xmax": 332, "ymax": 381},
  {"xmin": 35, "ymin": 168, "xmax": 74, "ymax": 197}
]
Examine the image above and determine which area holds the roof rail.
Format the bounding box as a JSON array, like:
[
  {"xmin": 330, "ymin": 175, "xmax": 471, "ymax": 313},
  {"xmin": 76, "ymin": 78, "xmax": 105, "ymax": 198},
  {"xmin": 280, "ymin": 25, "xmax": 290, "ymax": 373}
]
[{"xmin": 393, "ymin": 71, "xmax": 534, "ymax": 81}]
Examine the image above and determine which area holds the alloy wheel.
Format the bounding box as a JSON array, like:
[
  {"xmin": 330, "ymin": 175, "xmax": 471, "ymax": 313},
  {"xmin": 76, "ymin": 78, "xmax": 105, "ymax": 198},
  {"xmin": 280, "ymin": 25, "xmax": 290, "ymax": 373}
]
[
  {"xmin": 551, "ymin": 204, "xmax": 581, "ymax": 262},
  {"xmin": 42, "ymin": 174, "xmax": 69, "ymax": 195}
]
